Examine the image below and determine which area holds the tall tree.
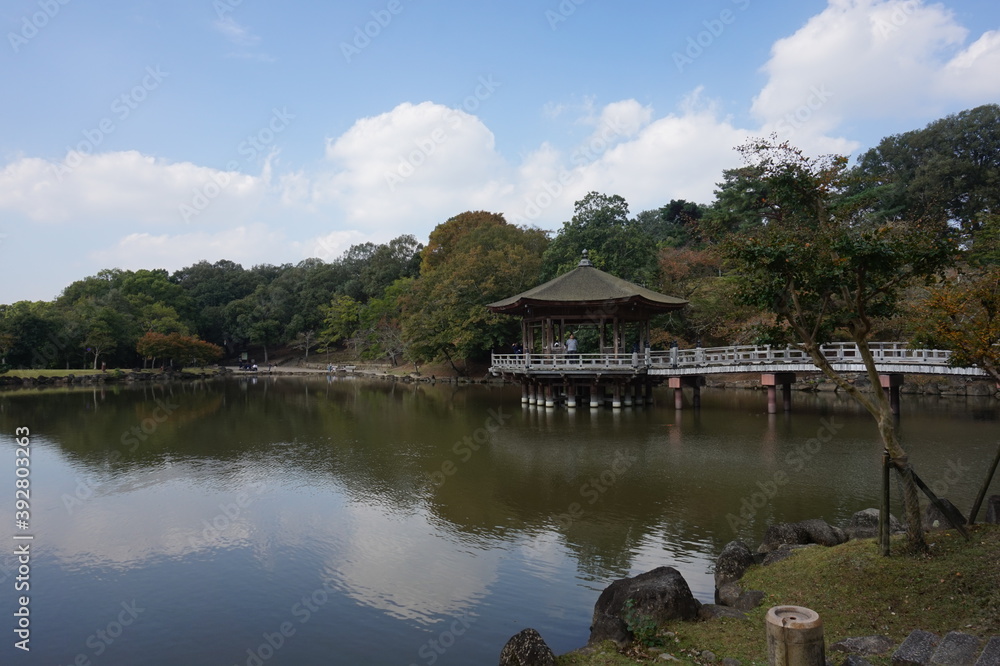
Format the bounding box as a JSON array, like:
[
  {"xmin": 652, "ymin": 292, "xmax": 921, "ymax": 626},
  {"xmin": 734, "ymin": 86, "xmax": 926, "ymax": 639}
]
[
  {"xmin": 721, "ymin": 138, "xmax": 956, "ymax": 553},
  {"xmin": 853, "ymin": 104, "xmax": 1000, "ymax": 242},
  {"xmin": 541, "ymin": 192, "xmax": 659, "ymax": 284},
  {"xmin": 402, "ymin": 211, "xmax": 548, "ymax": 370}
]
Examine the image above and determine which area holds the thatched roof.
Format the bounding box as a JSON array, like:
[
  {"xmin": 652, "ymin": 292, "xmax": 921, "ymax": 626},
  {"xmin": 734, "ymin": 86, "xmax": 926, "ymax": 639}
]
[{"xmin": 486, "ymin": 252, "xmax": 687, "ymax": 316}]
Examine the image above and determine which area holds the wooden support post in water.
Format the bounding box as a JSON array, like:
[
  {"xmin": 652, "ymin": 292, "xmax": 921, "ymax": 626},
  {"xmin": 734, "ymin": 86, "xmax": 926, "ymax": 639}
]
[{"xmin": 590, "ymin": 382, "xmax": 600, "ymax": 409}]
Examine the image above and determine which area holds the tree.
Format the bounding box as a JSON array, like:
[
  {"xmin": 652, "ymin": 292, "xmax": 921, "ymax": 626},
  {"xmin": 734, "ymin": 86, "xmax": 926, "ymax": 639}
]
[
  {"xmin": 911, "ymin": 267, "xmax": 1000, "ymax": 383},
  {"xmin": 721, "ymin": 138, "xmax": 956, "ymax": 553},
  {"xmin": 541, "ymin": 192, "xmax": 659, "ymax": 284},
  {"xmin": 636, "ymin": 199, "xmax": 706, "ymax": 248},
  {"xmin": 320, "ymin": 294, "xmax": 362, "ymax": 350},
  {"xmin": 853, "ymin": 104, "xmax": 1000, "ymax": 242},
  {"xmin": 402, "ymin": 211, "xmax": 548, "ymax": 370},
  {"xmin": 137, "ymin": 332, "xmax": 223, "ymax": 368}
]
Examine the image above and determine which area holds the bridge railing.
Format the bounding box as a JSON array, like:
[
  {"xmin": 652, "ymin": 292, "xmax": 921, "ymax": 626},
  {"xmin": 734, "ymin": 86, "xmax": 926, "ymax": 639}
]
[
  {"xmin": 648, "ymin": 342, "xmax": 954, "ymax": 369},
  {"xmin": 491, "ymin": 342, "xmax": 957, "ymax": 372}
]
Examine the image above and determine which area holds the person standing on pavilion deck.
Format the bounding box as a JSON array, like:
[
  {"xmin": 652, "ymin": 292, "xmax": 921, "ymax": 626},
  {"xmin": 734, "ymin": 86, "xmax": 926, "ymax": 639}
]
[{"xmin": 565, "ymin": 333, "xmax": 578, "ymax": 360}]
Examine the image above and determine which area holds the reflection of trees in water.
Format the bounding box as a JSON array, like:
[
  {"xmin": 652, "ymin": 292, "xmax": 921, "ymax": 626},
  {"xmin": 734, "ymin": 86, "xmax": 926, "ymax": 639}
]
[{"xmin": 1, "ymin": 380, "xmax": 993, "ymax": 586}]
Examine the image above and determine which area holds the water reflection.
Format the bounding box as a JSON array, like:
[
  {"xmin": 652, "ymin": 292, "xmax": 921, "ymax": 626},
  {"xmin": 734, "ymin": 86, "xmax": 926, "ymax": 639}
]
[{"xmin": 0, "ymin": 379, "xmax": 996, "ymax": 664}]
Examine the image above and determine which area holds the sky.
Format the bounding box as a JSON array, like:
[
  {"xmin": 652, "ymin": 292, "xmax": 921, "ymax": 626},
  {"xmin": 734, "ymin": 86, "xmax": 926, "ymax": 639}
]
[{"xmin": 2, "ymin": 0, "xmax": 999, "ymax": 304}]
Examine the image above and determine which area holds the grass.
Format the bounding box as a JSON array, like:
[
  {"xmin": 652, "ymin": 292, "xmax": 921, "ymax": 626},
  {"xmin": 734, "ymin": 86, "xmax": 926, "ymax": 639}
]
[{"xmin": 558, "ymin": 525, "xmax": 1000, "ymax": 665}]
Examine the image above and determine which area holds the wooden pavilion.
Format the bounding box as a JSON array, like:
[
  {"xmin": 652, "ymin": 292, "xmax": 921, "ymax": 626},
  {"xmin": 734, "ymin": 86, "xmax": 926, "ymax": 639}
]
[{"xmin": 487, "ymin": 251, "xmax": 687, "ymax": 408}]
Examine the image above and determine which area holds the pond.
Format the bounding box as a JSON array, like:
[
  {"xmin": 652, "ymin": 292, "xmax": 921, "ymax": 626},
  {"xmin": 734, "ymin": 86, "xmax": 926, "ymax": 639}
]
[{"xmin": 0, "ymin": 377, "xmax": 996, "ymax": 665}]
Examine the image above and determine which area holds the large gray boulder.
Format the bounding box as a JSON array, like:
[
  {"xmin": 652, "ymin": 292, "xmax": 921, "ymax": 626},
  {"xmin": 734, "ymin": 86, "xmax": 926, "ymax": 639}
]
[
  {"xmin": 844, "ymin": 508, "xmax": 904, "ymax": 540},
  {"xmin": 498, "ymin": 628, "xmax": 556, "ymax": 666},
  {"xmin": 588, "ymin": 566, "xmax": 701, "ymax": 648},
  {"xmin": 797, "ymin": 518, "xmax": 848, "ymax": 546},
  {"xmin": 757, "ymin": 522, "xmax": 811, "ymax": 553},
  {"xmin": 714, "ymin": 541, "xmax": 756, "ymax": 590}
]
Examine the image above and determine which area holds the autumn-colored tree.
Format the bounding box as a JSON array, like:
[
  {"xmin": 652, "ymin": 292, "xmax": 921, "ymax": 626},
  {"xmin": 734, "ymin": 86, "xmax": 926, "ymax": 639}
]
[
  {"xmin": 912, "ymin": 268, "xmax": 1000, "ymax": 383},
  {"xmin": 402, "ymin": 211, "xmax": 548, "ymax": 371},
  {"xmin": 722, "ymin": 138, "xmax": 956, "ymax": 553},
  {"xmin": 136, "ymin": 332, "xmax": 223, "ymax": 368}
]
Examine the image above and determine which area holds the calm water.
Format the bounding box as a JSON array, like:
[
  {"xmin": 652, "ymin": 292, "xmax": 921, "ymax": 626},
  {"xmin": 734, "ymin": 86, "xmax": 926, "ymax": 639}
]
[{"xmin": 0, "ymin": 377, "xmax": 996, "ymax": 665}]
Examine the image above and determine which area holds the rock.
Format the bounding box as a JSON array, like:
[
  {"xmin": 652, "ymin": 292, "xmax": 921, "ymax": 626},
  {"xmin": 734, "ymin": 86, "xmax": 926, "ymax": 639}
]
[
  {"xmin": 762, "ymin": 544, "xmax": 802, "ymax": 566},
  {"xmin": 722, "ymin": 658, "xmax": 742, "ymax": 666},
  {"xmin": 923, "ymin": 499, "xmax": 968, "ymax": 531},
  {"xmin": 498, "ymin": 628, "xmax": 556, "ymax": 666},
  {"xmin": 717, "ymin": 582, "xmax": 743, "ymax": 607},
  {"xmin": 701, "ymin": 650, "xmax": 718, "ymax": 662},
  {"xmin": 842, "ymin": 657, "xmax": 875, "ymax": 666},
  {"xmin": 984, "ymin": 496, "xmax": 1000, "ymax": 525},
  {"xmin": 715, "ymin": 541, "xmax": 756, "ymax": 589},
  {"xmin": 588, "ymin": 566, "xmax": 701, "ymax": 648},
  {"xmin": 758, "ymin": 522, "xmax": 812, "ymax": 553},
  {"xmin": 816, "ymin": 382, "xmax": 839, "ymax": 392},
  {"xmin": 976, "ymin": 636, "xmax": 1000, "ymax": 666},
  {"xmin": 966, "ymin": 382, "xmax": 996, "ymax": 396},
  {"xmin": 798, "ymin": 518, "xmax": 849, "ymax": 546},
  {"xmin": 733, "ymin": 589, "xmax": 765, "ymax": 611},
  {"xmin": 831, "ymin": 636, "xmax": 895, "ymax": 656},
  {"xmin": 892, "ymin": 629, "xmax": 940, "ymax": 666},
  {"xmin": 844, "ymin": 508, "xmax": 904, "ymax": 540},
  {"xmin": 698, "ymin": 604, "xmax": 748, "ymax": 621},
  {"xmin": 930, "ymin": 631, "xmax": 981, "ymax": 666}
]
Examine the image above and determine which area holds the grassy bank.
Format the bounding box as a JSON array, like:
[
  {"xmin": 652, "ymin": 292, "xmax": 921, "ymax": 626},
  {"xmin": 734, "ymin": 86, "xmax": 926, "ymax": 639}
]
[{"xmin": 558, "ymin": 525, "xmax": 1000, "ymax": 665}]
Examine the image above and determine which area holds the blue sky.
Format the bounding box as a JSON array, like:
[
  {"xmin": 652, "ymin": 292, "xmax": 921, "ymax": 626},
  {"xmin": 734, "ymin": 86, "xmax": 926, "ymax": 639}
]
[{"xmin": 2, "ymin": 0, "xmax": 999, "ymax": 303}]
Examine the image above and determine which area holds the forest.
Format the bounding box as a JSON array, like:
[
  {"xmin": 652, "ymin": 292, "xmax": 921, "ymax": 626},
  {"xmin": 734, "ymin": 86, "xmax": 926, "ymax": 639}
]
[{"xmin": 1, "ymin": 104, "xmax": 998, "ymax": 376}]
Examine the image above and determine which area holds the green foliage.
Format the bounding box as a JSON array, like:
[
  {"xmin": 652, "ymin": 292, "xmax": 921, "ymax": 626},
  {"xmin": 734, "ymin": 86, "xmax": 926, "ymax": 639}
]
[
  {"xmin": 402, "ymin": 211, "xmax": 548, "ymax": 367},
  {"xmin": 722, "ymin": 138, "xmax": 955, "ymax": 347},
  {"xmin": 621, "ymin": 599, "xmax": 664, "ymax": 648},
  {"xmin": 542, "ymin": 192, "xmax": 659, "ymax": 284},
  {"xmin": 852, "ymin": 103, "xmax": 1000, "ymax": 241}
]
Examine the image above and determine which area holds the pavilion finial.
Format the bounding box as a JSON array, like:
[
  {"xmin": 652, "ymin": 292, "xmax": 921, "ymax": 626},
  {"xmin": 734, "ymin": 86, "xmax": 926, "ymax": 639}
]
[{"xmin": 578, "ymin": 249, "xmax": 593, "ymax": 267}]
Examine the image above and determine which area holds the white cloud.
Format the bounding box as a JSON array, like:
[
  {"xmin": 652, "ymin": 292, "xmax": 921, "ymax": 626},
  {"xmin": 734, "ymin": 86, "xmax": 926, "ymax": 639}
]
[
  {"xmin": 0, "ymin": 150, "xmax": 262, "ymax": 226},
  {"xmin": 213, "ymin": 17, "xmax": 260, "ymax": 46},
  {"xmin": 90, "ymin": 224, "xmax": 291, "ymax": 273},
  {"xmin": 753, "ymin": 0, "xmax": 1000, "ymax": 141}
]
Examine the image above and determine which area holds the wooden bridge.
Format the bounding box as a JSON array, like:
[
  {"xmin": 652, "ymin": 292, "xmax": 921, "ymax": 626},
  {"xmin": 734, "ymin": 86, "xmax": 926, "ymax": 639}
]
[{"xmin": 489, "ymin": 342, "xmax": 990, "ymax": 412}]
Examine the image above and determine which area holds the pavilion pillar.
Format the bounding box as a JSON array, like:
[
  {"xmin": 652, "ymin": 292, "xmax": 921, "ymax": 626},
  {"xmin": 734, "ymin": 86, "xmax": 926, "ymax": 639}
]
[
  {"xmin": 544, "ymin": 383, "xmax": 555, "ymax": 408},
  {"xmin": 880, "ymin": 374, "xmax": 904, "ymax": 416},
  {"xmin": 528, "ymin": 382, "xmax": 538, "ymax": 405},
  {"xmin": 612, "ymin": 383, "xmax": 622, "ymax": 409},
  {"xmin": 623, "ymin": 383, "xmax": 633, "ymax": 407},
  {"xmin": 521, "ymin": 381, "xmax": 530, "ymax": 403},
  {"xmin": 566, "ymin": 381, "xmax": 577, "ymax": 408},
  {"xmin": 645, "ymin": 379, "xmax": 654, "ymax": 405},
  {"xmin": 590, "ymin": 381, "xmax": 601, "ymax": 409}
]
